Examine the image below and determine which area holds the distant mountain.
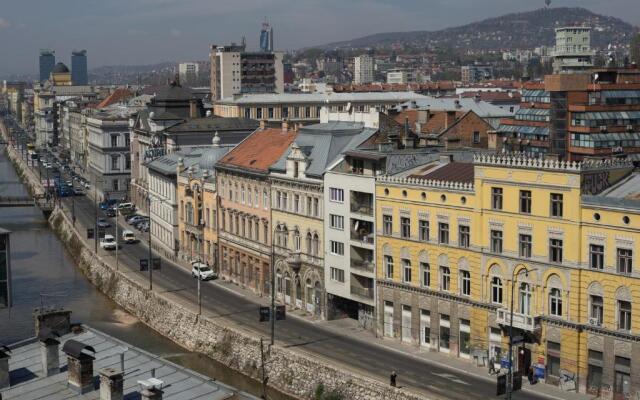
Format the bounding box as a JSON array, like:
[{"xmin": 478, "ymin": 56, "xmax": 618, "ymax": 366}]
[{"xmin": 317, "ymin": 7, "xmax": 639, "ymax": 51}]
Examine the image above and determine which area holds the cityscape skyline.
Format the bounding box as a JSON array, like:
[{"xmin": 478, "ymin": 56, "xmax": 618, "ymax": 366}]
[{"xmin": 1, "ymin": 0, "xmax": 639, "ymax": 75}]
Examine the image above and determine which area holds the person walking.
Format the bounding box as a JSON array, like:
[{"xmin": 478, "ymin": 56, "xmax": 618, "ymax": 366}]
[{"xmin": 489, "ymin": 356, "xmax": 496, "ymax": 375}]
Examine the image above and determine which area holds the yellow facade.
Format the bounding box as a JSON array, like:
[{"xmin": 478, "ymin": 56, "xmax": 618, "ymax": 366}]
[{"xmin": 376, "ymin": 155, "xmax": 640, "ymax": 396}]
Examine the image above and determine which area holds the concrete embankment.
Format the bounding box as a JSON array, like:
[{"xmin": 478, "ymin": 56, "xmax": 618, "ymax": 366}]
[{"xmin": 2, "ymin": 126, "xmax": 427, "ymax": 400}]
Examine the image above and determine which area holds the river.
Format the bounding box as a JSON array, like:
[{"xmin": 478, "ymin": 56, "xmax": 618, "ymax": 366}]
[{"xmin": 0, "ymin": 144, "xmax": 277, "ymax": 398}]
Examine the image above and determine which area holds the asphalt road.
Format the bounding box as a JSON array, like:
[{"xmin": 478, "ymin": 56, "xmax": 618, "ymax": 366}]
[{"xmin": 28, "ymin": 148, "xmax": 551, "ymax": 400}]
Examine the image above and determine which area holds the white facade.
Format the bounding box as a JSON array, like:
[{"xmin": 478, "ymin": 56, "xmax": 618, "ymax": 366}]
[
  {"xmin": 148, "ymin": 170, "xmax": 179, "ymax": 258},
  {"xmin": 386, "ymin": 69, "xmax": 413, "ymax": 84},
  {"xmin": 354, "ymin": 55, "xmax": 374, "ymax": 84},
  {"xmin": 86, "ymin": 114, "xmax": 131, "ymax": 200},
  {"xmin": 178, "ymin": 62, "xmax": 200, "ymax": 85},
  {"xmin": 552, "ymin": 27, "xmax": 594, "ymax": 73}
]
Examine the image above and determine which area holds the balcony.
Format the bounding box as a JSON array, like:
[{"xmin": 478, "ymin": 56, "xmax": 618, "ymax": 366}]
[
  {"xmin": 350, "ymin": 191, "xmax": 373, "ymax": 216},
  {"xmin": 496, "ymin": 308, "xmax": 536, "ymax": 332},
  {"xmin": 350, "ymin": 218, "xmax": 374, "ymax": 244},
  {"xmin": 350, "ymin": 285, "xmax": 374, "ymax": 299},
  {"xmin": 351, "ymin": 259, "xmax": 374, "ymax": 273}
]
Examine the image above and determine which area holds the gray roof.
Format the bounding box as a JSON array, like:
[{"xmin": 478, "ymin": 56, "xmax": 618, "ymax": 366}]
[
  {"xmin": 1, "ymin": 326, "xmax": 258, "ymax": 400},
  {"xmin": 146, "ymin": 149, "xmax": 205, "ymax": 177},
  {"xmin": 219, "ymin": 91, "xmax": 429, "ymax": 105},
  {"xmin": 395, "ymin": 97, "xmax": 513, "ymax": 118},
  {"xmin": 270, "ymin": 121, "xmax": 376, "ymax": 178},
  {"xmin": 582, "ymin": 172, "xmax": 640, "ymax": 210},
  {"xmin": 166, "ymin": 117, "xmax": 259, "ymax": 134}
]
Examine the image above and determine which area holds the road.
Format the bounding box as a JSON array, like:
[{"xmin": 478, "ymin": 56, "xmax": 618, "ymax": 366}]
[{"xmin": 18, "ymin": 131, "xmax": 551, "ymax": 400}]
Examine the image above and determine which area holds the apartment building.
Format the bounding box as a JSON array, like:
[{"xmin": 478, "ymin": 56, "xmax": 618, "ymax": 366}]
[
  {"xmin": 552, "ymin": 27, "xmax": 594, "ymax": 74},
  {"xmin": 498, "ymin": 67, "xmax": 640, "ymax": 160},
  {"xmin": 375, "ymin": 153, "xmax": 640, "ymax": 398},
  {"xmin": 354, "ymin": 55, "xmax": 374, "ymax": 85}
]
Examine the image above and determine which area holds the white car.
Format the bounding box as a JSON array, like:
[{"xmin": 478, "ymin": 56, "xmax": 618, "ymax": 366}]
[
  {"xmin": 99, "ymin": 234, "xmax": 117, "ymax": 250},
  {"xmin": 191, "ymin": 262, "xmax": 216, "ymax": 281},
  {"xmin": 122, "ymin": 230, "xmax": 136, "ymax": 244}
]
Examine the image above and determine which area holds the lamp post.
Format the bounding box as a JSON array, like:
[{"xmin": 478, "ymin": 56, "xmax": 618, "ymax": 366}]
[{"xmin": 507, "ymin": 266, "xmax": 537, "ymax": 400}]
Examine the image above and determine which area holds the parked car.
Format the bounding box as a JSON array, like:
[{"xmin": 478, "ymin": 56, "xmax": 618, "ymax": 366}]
[
  {"xmin": 117, "ymin": 202, "xmax": 134, "ymax": 210},
  {"xmin": 122, "ymin": 230, "xmax": 136, "ymax": 244},
  {"xmin": 97, "ymin": 218, "xmax": 110, "ymax": 228},
  {"xmin": 105, "ymin": 208, "xmax": 116, "ymax": 217},
  {"xmin": 191, "ymin": 262, "xmax": 216, "ymax": 281},
  {"xmin": 136, "ymin": 221, "xmax": 149, "ymax": 232},
  {"xmin": 128, "ymin": 215, "xmax": 148, "ymax": 225},
  {"xmin": 125, "ymin": 214, "xmax": 140, "ymax": 223},
  {"xmin": 99, "ymin": 234, "xmax": 117, "ymax": 250}
]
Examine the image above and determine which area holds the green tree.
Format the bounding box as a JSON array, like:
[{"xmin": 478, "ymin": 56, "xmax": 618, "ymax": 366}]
[{"xmin": 631, "ymin": 33, "xmax": 640, "ymax": 65}]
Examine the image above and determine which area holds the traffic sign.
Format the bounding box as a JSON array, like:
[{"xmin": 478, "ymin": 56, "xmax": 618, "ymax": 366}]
[
  {"xmin": 140, "ymin": 259, "xmax": 149, "ymax": 271},
  {"xmin": 87, "ymin": 228, "xmax": 94, "ymax": 239},
  {"xmin": 259, "ymin": 306, "xmax": 270, "ymax": 322},
  {"xmin": 275, "ymin": 305, "xmax": 286, "ymax": 320}
]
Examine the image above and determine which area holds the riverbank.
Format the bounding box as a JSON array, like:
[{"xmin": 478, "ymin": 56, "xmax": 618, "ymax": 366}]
[{"xmin": 1, "ymin": 124, "xmax": 426, "ymax": 400}]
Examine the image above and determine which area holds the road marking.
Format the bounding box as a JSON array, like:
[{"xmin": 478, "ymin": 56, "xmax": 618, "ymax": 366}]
[
  {"xmin": 211, "ymin": 281, "xmax": 246, "ymax": 298},
  {"xmin": 432, "ymin": 372, "xmax": 470, "ymax": 386}
]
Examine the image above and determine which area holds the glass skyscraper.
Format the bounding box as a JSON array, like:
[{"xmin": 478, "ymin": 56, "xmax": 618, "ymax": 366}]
[
  {"xmin": 39, "ymin": 49, "xmax": 55, "ymax": 83},
  {"xmin": 71, "ymin": 50, "xmax": 88, "ymax": 85}
]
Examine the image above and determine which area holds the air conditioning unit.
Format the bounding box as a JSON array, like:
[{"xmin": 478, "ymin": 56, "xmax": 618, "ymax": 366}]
[
  {"xmin": 627, "ymin": 125, "xmax": 634, "ymax": 132},
  {"xmin": 599, "ymin": 125, "xmax": 607, "ymax": 133},
  {"xmin": 588, "ymin": 317, "xmax": 601, "ymax": 326}
]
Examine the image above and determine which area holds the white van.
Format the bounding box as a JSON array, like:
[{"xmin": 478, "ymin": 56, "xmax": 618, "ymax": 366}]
[{"xmin": 122, "ymin": 230, "xmax": 136, "ymax": 244}]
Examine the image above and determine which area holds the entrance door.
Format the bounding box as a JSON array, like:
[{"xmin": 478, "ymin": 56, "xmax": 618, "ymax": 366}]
[
  {"xmin": 401, "ymin": 305, "xmax": 412, "ymax": 343},
  {"xmin": 517, "ymin": 347, "xmax": 531, "ymax": 376},
  {"xmin": 383, "ymin": 301, "xmax": 394, "ymax": 338}
]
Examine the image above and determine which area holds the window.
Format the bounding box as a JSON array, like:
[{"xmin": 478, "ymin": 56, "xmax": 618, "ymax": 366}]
[
  {"xmin": 473, "ymin": 131, "xmax": 480, "ymax": 144},
  {"xmin": 590, "ymin": 244, "xmax": 604, "ymax": 270},
  {"xmin": 383, "ymin": 215, "xmax": 392, "ymax": 235},
  {"xmin": 384, "ymin": 256, "xmax": 394, "ymax": 279},
  {"xmin": 519, "ymin": 283, "xmax": 532, "ymax": 315},
  {"xmin": 125, "ymin": 155, "xmax": 131, "ymax": 170},
  {"xmin": 293, "ymin": 231, "xmax": 301, "ymax": 251},
  {"xmin": 352, "ymin": 159, "xmax": 364, "ymax": 174},
  {"xmin": 421, "ymin": 309, "xmax": 431, "ymax": 346},
  {"xmin": 587, "ymin": 350, "xmax": 603, "ymax": 395},
  {"xmin": 460, "ymin": 271, "xmax": 471, "ymax": 296},
  {"xmin": 459, "ymin": 319, "xmax": 471, "ymax": 357},
  {"xmin": 402, "ymin": 259, "xmax": 412, "ymax": 283},
  {"xmin": 490, "ymin": 230, "xmax": 503, "ymax": 253},
  {"xmin": 438, "ymin": 223, "xmax": 449, "ymax": 244},
  {"xmin": 111, "ymin": 135, "xmax": 118, "ymax": 147},
  {"xmin": 550, "ymin": 193, "xmax": 563, "ymax": 217},
  {"xmin": 256, "ymin": 108, "xmax": 262, "ymax": 119},
  {"xmin": 547, "ymin": 342, "xmax": 561, "ymax": 377},
  {"xmin": 282, "ymin": 107, "xmax": 288, "ymax": 118},
  {"xmin": 329, "ymin": 214, "xmax": 344, "ymax": 230},
  {"xmin": 111, "ymin": 155, "xmax": 119, "ymax": 170},
  {"xmin": 550, "ymin": 238, "xmax": 563, "ymax": 263},
  {"xmin": 617, "ymin": 248, "xmax": 633, "ymax": 274},
  {"xmin": 419, "ymin": 220, "xmax": 429, "ymax": 242},
  {"xmin": 491, "ymin": 187, "xmax": 503, "ymax": 210},
  {"xmin": 268, "ymin": 107, "xmax": 274, "ymax": 119},
  {"xmin": 313, "ymin": 198, "xmax": 319, "ymax": 216},
  {"xmin": 330, "ymin": 267, "xmax": 345, "ymax": 283},
  {"xmin": 491, "ymin": 277, "xmax": 503, "ymax": 304},
  {"xmin": 614, "ymin": 357, "xmax": 631, "ymax": 397},
  {"xmin": 519, "ymin": 190, "xmax": 532, "ymax": 213},
  {"xmin": 439, "ymin": 314, "xmax": 450, "ymax": 351},
  {"xmin": 401, "ymin": 217, "xmax": 411, "ymax": 238},
  {"xmin": 549, "ymin": 288, "xmax": 563, "ymax": 317},
  {"xmin": 421, "ymin": 262, "xmax": 430, "ymax": 287},
  {"xmin": 590, "ymin": 295, "xmax": 603, "ymax": 325},
  {"xmin": 329, "ymin": 187, "xmax": 344, "ymax": 202},
  {"xmin": 440, "ymin": 266, "xmax": 450, "ymax": 291},
  {"xmin": 330, "ymin": 241, "xmax": 344, "ymax": 255},
  {"xmin": 458, "ymin": 225, "xmax": 470, "ymax": 248},
  {"xmin": 618, "ymin": 300, "xmax": 631, "ymax": 331},
  {"xmin": 263, "ymin": 190, "xmax": 268, "ymax": 209},
  {"xmin": 519, "ymin": 234, "xmax": 532, "ymax": 258},
  {"xmin": 293, "ymin": 194, "xmax": 300, "ymax": 212}
]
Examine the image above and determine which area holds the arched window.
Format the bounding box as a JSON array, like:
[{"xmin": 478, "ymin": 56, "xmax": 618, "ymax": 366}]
[
  {"xmin": 282, "ymin": 226, "xmax": 288, "ymax": 248},
  {"xmin": 312, "ymin": 233, "xmax": 319, "ymax": 256},
  {"xmin": 519, "ymin": 282, "xmax": 532, "ymax": 315},
  {"xmin": 263, "ymin": 189, "xmax": 268, "ymax": 209},
  {"xmin": 549, "ymin": 288, "xmax": 563, "ymax": 317},
  {"xmin": 421, "ymin": 262, "xmax": 430, "ymax": 287},
  {"xmin": 588, "ymin": 282, "xmax": 604, "ymax": 326},
  {"xmin": 402, "ymin": 259, "xmax": 412, "ymax": 283},
  {"xmin": 293, "ymin": 229, "xmax": 301, "ymax": 251},
  {"xmin": 617, "ymin": 286, "xmax": 633, "ymax": 331},
  {"xmin": 241, "ymin": 185, "xmax": 245, "ymax": 203},
  {"xmin": 491, "ymin": 277, "xmax": 503, "ymax": 304},
  {"xmin": 306, "ymin": 232, "xmax": 312, "ymax": 254}
]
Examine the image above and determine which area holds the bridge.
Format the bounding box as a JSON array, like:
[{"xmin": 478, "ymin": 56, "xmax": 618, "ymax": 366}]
[{"xmin": 0, "ymin": 195, "xmax": 55, "ymax": 211}]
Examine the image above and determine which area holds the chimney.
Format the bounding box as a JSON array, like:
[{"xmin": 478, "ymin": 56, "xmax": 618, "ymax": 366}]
[
  {"xmin": 62, "ymin": 339, "xmax": 96, "ymax": 394},
  {"xmin": 439, "ymin": 154, "xmax": 454, "ymax": 164},
  {"xmin": 259, "ymin": 119, "xmax": 267, "ymax": 130},
  {"xmin": 39, "ymin": 328, "xmax": 61, "ymax": 377},
  {"xmin": 189, "ymin": 99, "xmax": 199, "ymax": 118},
  {"xmin": 487, "ymin": 130, "xmax": 498, "ymax": 150},
  {"xmin": 445, "ymin": 111, "xmax": 455, "ymax": 129},
  {"xmin": 34, "ymin": 308, "xmax": 71, "ymax": 338},
  {"xmin": 100, "ymin": 368, "xmax": 124, "ymax": 400},
  {"xmin": 0, "ymin": 345, "xmax": 10, "ymax": 389},
  {"xmin": 141, "ymin": 387, "xmax": 163, "ymax": 400},
  {"xmin": 281, "ymin": 119, "xmax": 289, "ymax": 132},
  {"xmin": 417, "ymin": 109, "xmax": 428, "ymax": 124}
]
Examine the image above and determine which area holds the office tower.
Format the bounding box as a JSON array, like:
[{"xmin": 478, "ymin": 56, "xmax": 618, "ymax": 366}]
[
  {"xmin": 71, "ymin": 50, "xmax": 88, "ymax": 85},
  {"xmin": 39, "ymin": 49, "xmax": 56, "ymax": 83}
]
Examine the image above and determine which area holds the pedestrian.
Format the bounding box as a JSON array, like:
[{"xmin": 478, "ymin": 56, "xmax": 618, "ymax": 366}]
[
  {"xmin": 390, "ymin": 370, "xmax": 397, "ymax": 387},
  {"xmin": 489, "ymin": 356, "xmax": 496, "ymax": 375}
]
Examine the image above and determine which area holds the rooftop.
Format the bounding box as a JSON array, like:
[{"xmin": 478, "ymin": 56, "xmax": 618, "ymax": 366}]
[
  {"xmin": 409, "ymin": 161, "xmax": 475, "ymax": 183},
  {"xmin": 218, "ymin": 91, "xmax": 429, "ymax": 105},
  {"xmin": 217, "ymin": 127, "xmax": 297, "ymax": 173},
  {"xmin": 394, "ymin": 96, "xmax": 513, "ymax": 118},
  {"xmin": 1, "ymin": 325, "xmax": 257, "ymax": 400}
]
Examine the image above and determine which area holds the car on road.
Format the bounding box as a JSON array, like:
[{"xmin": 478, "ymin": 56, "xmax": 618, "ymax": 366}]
[
  {"xmin": 128, "ymin": 215, "xmax": 148, "ymax": 225},
  {"xmin": 125, "ymin": 213, "xmax": 140, "ymax": 223},
  {"xmin": 104, "ymin": 208, "xmax": 116, "ymax": 217},
  {"xmin": 97, "ymin": 218, "xmax": 110, "ymax": 228},
  {"xmin": 122, "ymin": 230, "xmax": 136, "ymax": 244},
  {"xmin": 99, "ymin": 199, "xmax": 118, "ymax": 210},
  {"xmin": 191, "ymin": 262, "xmax": 216, "ymax": 280},
  {"xmin": 134, "ymin": 220, "xmax": 149, "ymax": 230},
  {"xmin": 99, "ymin": 234, "xmax": 117, "ymax": 250}
]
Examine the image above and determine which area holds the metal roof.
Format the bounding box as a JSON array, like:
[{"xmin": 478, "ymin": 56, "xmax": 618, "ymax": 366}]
[
  {"xmin": 1, "ymin": 326, "xmax": 258, "ymax": 400},
  {"xmin": 395, "ymin": 97, "xmax": 513, "ymax": 118},
  {"xmin": 219, "ymin": 91, "xmax": 429, "ymax": 105}
]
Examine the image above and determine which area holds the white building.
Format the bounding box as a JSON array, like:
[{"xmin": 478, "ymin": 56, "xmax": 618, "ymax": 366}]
[
  {"xmin": 178, "ymin": 62, "xmax": 200, "ymax": 85},
  {"xmin": 552, "ymin": 27, "xmax": 594, "ymax": 73},
  {"xmin": 86, "ymin": 109, "xmax": 133, "ymax": 201},
  {"xmin": 386, "ymin": 69, "xmax": 413, "ymax": 84},
  {"xmin": 354, "ymin": 55, "xmax": 374, "ymax": 84}
]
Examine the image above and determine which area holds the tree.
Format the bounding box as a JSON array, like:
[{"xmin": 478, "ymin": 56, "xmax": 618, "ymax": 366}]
[{"xmin": 631, "ymin": 33, "xmax": 640, "ymax": 65}]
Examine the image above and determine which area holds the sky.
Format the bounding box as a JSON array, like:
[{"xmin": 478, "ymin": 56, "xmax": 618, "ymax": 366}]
[{"xmin": 0, "ymin": 0, "xmax": 639, "ymax": 75}]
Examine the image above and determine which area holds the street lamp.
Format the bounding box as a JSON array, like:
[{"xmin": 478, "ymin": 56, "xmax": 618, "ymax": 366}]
[{"xmin": 507, "ymin": 266, "xmax": 537, "ymax": 400}]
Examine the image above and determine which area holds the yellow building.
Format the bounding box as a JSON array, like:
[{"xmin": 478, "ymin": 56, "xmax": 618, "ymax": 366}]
[{"xmin": 376, "ymin": 154, "xmax": 639, "ymax": 398}]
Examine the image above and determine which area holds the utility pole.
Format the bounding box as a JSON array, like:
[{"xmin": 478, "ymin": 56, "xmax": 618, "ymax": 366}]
[
  {"xmin": 94, "ymin": 178, "xmax": 98, "ymax": 253},
  {"xmin": 260, "ymin": 338, "xmax": 268, "ymax": 400},
  {"xmin": 115, "ymin": 201, "xmax": 119, "ymax": 271},
  {"xmin": 148, "ymin": 195, "xmax": 153, "ymax": 291},
  {"xmin": 270, "ymin": 204, "xmax": 276, "ymax": 346}
]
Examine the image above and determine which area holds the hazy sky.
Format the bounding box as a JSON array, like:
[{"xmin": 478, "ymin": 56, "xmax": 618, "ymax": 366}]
[{"xmin": 1, "ymin": 0, "xmax": 639, "ymax": 75}]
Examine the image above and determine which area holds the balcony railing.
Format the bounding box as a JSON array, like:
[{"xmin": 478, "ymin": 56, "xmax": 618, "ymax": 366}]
[
  {"xmin": 350, "ymin": 231, "xmax": 374, "ymax": 244},
  {"xmin": 350, "ymin": 203, "xmax": 373, "ymax": 216},
  {"xmin": 350, "ymin": 285, "xmax": 374, "ymax": 299},
  {"xmin": 496, "ymin": 308, "xmax": 536, "ymax": 332},
  {"xmin": 351, "ymin": 259, "xmax": 374, "ymax": 273}
]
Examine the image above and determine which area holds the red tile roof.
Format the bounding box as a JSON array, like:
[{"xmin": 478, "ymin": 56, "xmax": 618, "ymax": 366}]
[
  {"xmin": 217, "ymin": 128, "xmax": 297, "ymax": 173},
  {"xmin": 393, "ymin": 109, "xmax": 466, "ymax": 135},
  {"xmin": 97, "ymin": 88, "xmax": 133, "ymax": 108},
  {"xmin": 410, "ymin": 162, "xmax": 474, "ymax": 183}
]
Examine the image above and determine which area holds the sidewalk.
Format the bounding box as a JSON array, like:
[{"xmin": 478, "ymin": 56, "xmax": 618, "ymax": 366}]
[{"xmin": 210, "ymin": 277, "xmax": 594, "ymax": 400}]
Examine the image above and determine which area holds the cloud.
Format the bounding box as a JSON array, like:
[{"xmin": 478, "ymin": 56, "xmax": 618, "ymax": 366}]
[{"xmin": 0, "ymin": 17, "xmax": 11, "ymax": 29}]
